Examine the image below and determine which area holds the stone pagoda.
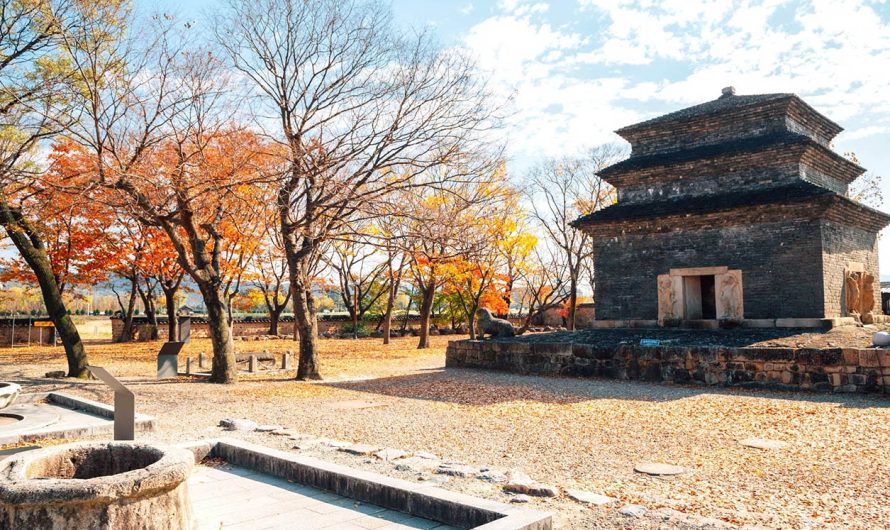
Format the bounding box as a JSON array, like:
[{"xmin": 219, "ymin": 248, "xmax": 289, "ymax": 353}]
[{"xmin": 573, "ymin": 87, "xmax": 890, "ymax": 327}]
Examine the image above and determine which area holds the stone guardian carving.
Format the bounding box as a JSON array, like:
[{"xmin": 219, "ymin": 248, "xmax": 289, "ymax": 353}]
[
  {"xmin": 476, "ymin": 308, "xmax": 515, "ymax": 339},
  {"xmin": 716, "ymin": 270, "xmax": 744, "ymax": 321}
]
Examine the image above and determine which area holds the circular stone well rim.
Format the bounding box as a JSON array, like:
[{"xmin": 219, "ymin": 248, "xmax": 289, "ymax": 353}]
[
  {"xmin": 0, "ymin": 382, "xmax": 20, "ymax": 409},
  {"xmin": 0, "ymin": 441, "xmax": 194, "ymax": 507}
]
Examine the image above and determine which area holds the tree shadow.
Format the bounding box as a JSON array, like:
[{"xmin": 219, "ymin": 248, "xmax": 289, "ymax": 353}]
[{"xmin": 322, "ymin": 367, "xmax": 889, "ymax": 409}]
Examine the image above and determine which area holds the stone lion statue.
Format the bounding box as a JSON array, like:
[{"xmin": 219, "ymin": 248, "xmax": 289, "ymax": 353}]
[{"xmin": 475, "ymin": 308, "xmax": 515, "ymax": 339}]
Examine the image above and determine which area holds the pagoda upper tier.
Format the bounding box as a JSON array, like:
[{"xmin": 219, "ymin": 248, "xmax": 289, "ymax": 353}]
[{"xmin": 599, "ymin": 88, "xmax": 865, "ymax": 204}]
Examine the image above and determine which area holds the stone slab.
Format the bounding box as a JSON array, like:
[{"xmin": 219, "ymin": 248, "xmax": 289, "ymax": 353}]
[
  {"xmin": 634, "ymin": 462, "xmax": 686, "ymax": 476},
  {"xmin": 739, "ymin": 438, "xmax": 788, "ymax": 450},
  {"xmin": 565, "ymin": 489, "xmax": 618, "ymax": 506}
]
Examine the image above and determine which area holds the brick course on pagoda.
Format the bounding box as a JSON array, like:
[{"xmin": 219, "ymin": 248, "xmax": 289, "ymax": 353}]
[{"xmin": 573, "ymin": 87, "xmax": 890, "ymax": 325}]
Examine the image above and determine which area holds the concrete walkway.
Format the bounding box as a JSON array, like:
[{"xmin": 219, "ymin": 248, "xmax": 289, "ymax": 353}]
[{"xmin": 190, "ymin": 463, "xmax": 460, "ymax": 530}]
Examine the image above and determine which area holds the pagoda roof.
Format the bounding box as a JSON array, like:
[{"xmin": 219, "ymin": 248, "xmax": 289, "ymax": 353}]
[
  {"xmin": 615, "ymin": 92, "xmax": 844, "ymax": 141},
  {"xmin": 572, "ymin": 181, "xmax": 890, "ymax": 231},
  {"xmin": 598, "ymin": 131, "xmax": 865, "ymax": 182}
]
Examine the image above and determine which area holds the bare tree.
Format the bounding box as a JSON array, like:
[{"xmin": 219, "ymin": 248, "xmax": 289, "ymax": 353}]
[
  {"xmin": 327, "ymin": 233, "xmax": 388, "ymax": 337},
  {"xmin": 219, "ymin": 0, "xmax": 500, "ymax": 378},
  {"xmin": 525, "ymin": 145, "xmax": 622, "ymax": 330},
  {"xmin": 251, "ymin": 221, "xmax": 292, "ymax": 335}
]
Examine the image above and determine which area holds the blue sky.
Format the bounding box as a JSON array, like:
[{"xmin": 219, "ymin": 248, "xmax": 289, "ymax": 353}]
[{"xmin": 156, "ymin": 0, "xmax": 890, "ymax": 273}]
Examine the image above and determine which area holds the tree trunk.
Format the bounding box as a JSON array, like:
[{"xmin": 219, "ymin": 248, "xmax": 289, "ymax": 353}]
[
  {"xmin": 0, "ymin": 203, "xmax": 89, "ymax": 377},
  {"xmin": 197, "ymin": 282, "xmax": 237, "ymax": 383},
  {"xmin": 567, "ymin": 275, "xmax": 578, "ymax": 331},
  {"xmin": 162, "ymin": 285, "xmax": 179, "ymax": 341},
  {"xmin": 382, "ymin": 289, "xmax": 395, "ymax": 345},
  {"xmin": 292, "ymin": 281, "xmax": 320, "ymax": 380},
  {"xmin": 467, "ymin": 301, "xmax": 479, "ymax": 340},
  {"xmin": 268, "ymin": 305, "xmax": 283, "ymax": 335},
  {"xmin": 416, "ymin": 284, "xmax": 436, "ymax": 349},
  {"xmin": 119, "ymin": 279, "xmax": 138, "ymax": 343}
]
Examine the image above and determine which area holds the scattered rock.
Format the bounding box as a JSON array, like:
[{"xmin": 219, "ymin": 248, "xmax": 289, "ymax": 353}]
[
  {"xmin": 44, "ymin": 370, "xmax": 66, "ymax": 378},
  {"xmin": 503, "ymin": 470, "xmax": 559, "ymax": 497},
  {"xmin": 619, "ymin": 504, "xmax": 647, "ymax": 517},
  {"xmin": 374, "ymin": 448, "xmax": 409, "ymax": 461},
  {"xmin": 338, "ymin": 444, "xmax": 379, "ymax": 456},
  {"xmin": 415, "ymin": 451, "xmax": 438, "ymax": 460},
  {"xmin": 394, "ymin": 457, "xmax": 440, "ymax": 472},
  {"xmin": 270, "ymin": 428, "xmax": 299, "ymax": 436},
  {"xmin": 873, "ymin": 331, "xmax": 890, "ymax": 346},
  {"xmin": 739, "ymin": 438, "xmax": 788, "ymax": 450},
  {"xmin": 634, "ymin": 462, "xmax": 686, "ymax": 476},
  {"xmin": 219, "ymin": 418, "xmax": 258, "ymax": 431},
  {"xmin": 418, "ymin": 474, "xmax": 449, "ymax": 485},
  {"xmin": 510, "ymin": 494, "xmax": 531, "ymax": 504},
  {"xmin": 321, "ymin": 439, "xmax": 352, "ymax": 449},
  {"xmin": 565, "ymin": 489, "xmax": 618, "ymax": 506},
  {"xmin": 255, "ymin": 424, "xmax": 283, "ymax": 432},
  {"xmin": 476, "ymin": 469, "xmax": 508, "ymax": 483},
  {"xmin": 436, "ymin": 463, "xmax": 477, "ymax": 477}
]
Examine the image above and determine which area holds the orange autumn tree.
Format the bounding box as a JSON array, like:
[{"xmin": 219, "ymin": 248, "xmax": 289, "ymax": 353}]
[
  {"xmin": 401, "ymin": 159, "xmax": 515, "ymax": 348},
  {"xmin": 0, "ymin": 141, "xmax": 118, "ymax": 299},
  {"xmin": 439, "ymin": 179, "xmax": 526, "ymax": 338}
]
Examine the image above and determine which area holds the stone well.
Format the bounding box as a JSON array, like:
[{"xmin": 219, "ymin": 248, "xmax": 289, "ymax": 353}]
[{"xmin": 0, "ymin": 441, "xmax": 194, "ymax": 530}]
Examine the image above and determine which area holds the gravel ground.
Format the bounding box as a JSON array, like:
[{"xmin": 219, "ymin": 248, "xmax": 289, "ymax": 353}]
[{"xmin": 2, "ymin": 335, "xmax": 889, "ymax": 529}]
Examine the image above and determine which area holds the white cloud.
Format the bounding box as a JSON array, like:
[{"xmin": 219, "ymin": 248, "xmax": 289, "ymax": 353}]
[
  {"xmin": 459, "ymin": 0, "xmax": 890, "ymax": 164},
  {"xmin": 460, "ymin": 3, "xmax": 474, "ymax": 15}
]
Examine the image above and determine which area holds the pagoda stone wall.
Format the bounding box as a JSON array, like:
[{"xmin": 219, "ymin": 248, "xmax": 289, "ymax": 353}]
[
  {"xmin": 619, "ymin": 161, "xmax": 801, "ymax": 203},
  {"xmin": 593, "ymin": 219, "xmax": 824, "ymax": 320},
  {"xmin": 821, "ymin": 220, "xmax": 880, "ymax": 318}
]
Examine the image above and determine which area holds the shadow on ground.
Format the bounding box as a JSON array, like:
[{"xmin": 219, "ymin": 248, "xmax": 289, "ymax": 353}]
[{"xmin": 321, "ymin": 367, "xmax": 889, "ymax": 408}]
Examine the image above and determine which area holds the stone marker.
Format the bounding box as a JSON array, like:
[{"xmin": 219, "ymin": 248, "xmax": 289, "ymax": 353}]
[
  {"xmin": 248, "ymin": 354, "xmax": 257, "ymax": 373},
  {"xmin": 87, "ymin": 366, "xmax": 135, "ymax": 441},
  {"xmin": 185, "ymin": 357, "xmax": 192, "ymax": 375},
  {"xmin": 619, "ymin": 504, "xmax": 647, "ymax": 517},
  {"xmin": 739, "ymin": 438, "xmax": 788, "ymax": 450},
  {"xmin": 198, "ymin": 352, "xmax": 206, "ymax": 369},
  {"xmin": 179, "ymin": 316, "xmax": 191, "ymax": 343},
  {"xmin": 282, "ymin": 351, "xmax": 292, "ymax": 370},
  {"xmin": 219, "ymin": 418, "xmax": 258, "ymax": 431},
  {"xmin": 565, "ymin": 489, "xmax": 618, "ymax": 506},
  {"xmin": 634, "ymin": 462, "xmax": 686, "ymax": 476},
  {"xmin": 156, "ymin": 341, "xmax": 185, "ymax": 379}
]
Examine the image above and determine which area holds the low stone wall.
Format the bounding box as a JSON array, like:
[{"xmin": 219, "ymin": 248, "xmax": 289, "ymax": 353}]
[
  {"xmin": 0, "ymin": 320, "xmax": 56, "ymax": 348},
  {"xmin": 446, "ymin": 339, "xmax": 890, "ymax": 394}
]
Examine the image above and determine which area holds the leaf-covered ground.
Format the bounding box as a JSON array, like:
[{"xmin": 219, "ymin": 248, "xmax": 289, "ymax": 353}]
[{"xmin": 2, "ymin": 336, "xmax": 888, "ymax": 529}]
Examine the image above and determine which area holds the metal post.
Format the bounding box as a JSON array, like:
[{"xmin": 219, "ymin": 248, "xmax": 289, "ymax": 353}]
[
  {"xmin": 248, "ymin": 354, "xmax": 257, "ymax": 373},
  {"xmin": 86, "ymin": 366, "xmax": 135, "ymax": 441},
  {"xmin": 186, "ymin": 357, "xmax": 192, "ymax": 375},
  {"xmin": 198, "ymin": 351, "xmax": 206, "ymax": 369}
]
